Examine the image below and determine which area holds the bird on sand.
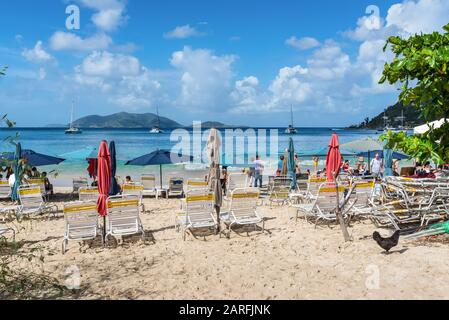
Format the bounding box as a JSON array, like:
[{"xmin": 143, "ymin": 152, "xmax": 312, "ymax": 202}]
[{"xmin": 373, "ymin": 230, "xmax": 400, "ymax": 254}]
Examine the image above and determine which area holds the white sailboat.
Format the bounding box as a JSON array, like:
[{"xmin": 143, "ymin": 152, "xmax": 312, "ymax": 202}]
[
  {"xmin": 285, "ymin": 105, "xmax": 297, "ymax": 134},
  {"xmin": 65, "ymin": 101, "xmax": 82, "ymax": 134},
  {"xmin": 150, "ymin": 106, "xmax": 164, "ymax": 134},
  {"xmin": 385, "ymin": 110, "xmax": 407, "ymax": 133}
]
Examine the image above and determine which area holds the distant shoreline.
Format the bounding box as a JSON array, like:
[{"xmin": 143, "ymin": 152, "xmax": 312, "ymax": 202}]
[{"xmin": 0, "ymin": 126, "xmax": 372, "ymax": 130}]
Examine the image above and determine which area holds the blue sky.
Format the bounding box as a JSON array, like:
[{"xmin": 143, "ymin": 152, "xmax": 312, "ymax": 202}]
[{"xmin": 0, "ymin": 0, "xmax": 448, "ymax": 127}]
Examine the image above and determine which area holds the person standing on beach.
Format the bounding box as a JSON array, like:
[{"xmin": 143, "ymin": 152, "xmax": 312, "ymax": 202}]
[
  {"xmin": 276, "ymin": 155, "xmax": 284, "ymax": 176},
  {"xmin": 247, "ymin": 157, "xmax": 255, "ymax": 187},
  {"xmin": 370, "ymin": 153, "xmax": 383, "ymax": 179},
  {"xmin": 253, "ymin": 155, "xmax": 264, "ymax": 188},
  {"xmin": 312, "ymin": 156, "xmax": 319, "ymax": 173},
  {"xmin": 295, "ymin": 154, "xmax": 301, "ymax": 179}
]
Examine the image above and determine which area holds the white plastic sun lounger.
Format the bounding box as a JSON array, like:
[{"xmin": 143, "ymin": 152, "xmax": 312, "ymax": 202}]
[
  {"xmin": 17, "ymin": 185, "xmax": 58, "ymax": 219},
  {"xmin": 0, "ymin": 180, "xmax": 11, "ymax": 200},
  {"xmin": 62, "ymin": 201, "xmax": 101, "ymax": 254},
  {"xmin": 294, "ymin": 183, "xmax": 351, "ymax": 226},
  {"xmin": 79, "ymin": 187, "xmax": 100, "ymax": 202},
  {"xmin": 141, "ymin": 175, "xmax": 156, "ymax": 197},
  {"xmin": 176, "ymin": 190, "xmax": 217, "ymax": 241},
  {"xmin": 168, "ymin": 177, "xmax": 184, "ymax": 198},
  {"xmin": 105, "ymin": 195, "xmax": 145, "ymax": 243},
  {"xmin": 72, "ymin": 178, "xmax": 89, "ymax": 198},
  {"xmin": 121, "ymin": 183, "xmax": 146, "ymax": 212},
  {"xmin": 220, "ymin": 188, "xmax": 264, "ymax": 238}
]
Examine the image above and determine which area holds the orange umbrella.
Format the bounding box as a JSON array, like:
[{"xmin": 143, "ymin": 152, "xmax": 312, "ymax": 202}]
[
  {"xmin": 326, "ymin": 133, "xmax": 342, "ymax": 182},
  {"xmin": 96, "ymin": 141, "xmax": 111, "ymax": 217}
]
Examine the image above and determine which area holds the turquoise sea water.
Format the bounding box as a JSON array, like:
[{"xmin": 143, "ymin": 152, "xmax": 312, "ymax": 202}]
[{"xmin": 0, "ymin": 127, "xmax": 383, "ymax": 179}]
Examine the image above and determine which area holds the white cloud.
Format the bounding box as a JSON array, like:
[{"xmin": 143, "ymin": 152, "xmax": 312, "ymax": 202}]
[
  {"xmin": 268, "ymin": 66, "xmax": 310, "ymax": 107},
  {"xmin": 79, "ymin": 0, "xmax": 127, "ymax": 31},
  {"xmin": 345, "ymin": 0, "xmax": 449, "ymax": 41},
  {"xmin": 285, "ymin": 36, "xmax": 320, "ymax": 50},
  {"xmin": 386, "ymin": 0, "xmax": 449, "ymax": 35},
  {"xmin": 164, "ymin": 25, "xmax": 205, "ymax": 39},
  {"xmin": 49, "ymin": 32, "xmax": 112, "ymax": 51},
  {"xmin": 74, "ymin": 51, "xmax": 160, "ymax": 108},
  {"xmin": 22, "ymin": 41, "xmax": 54, "ymax": 63},
  {"xmin": 78, "ymin": 51, "xmax": 140, "ymax": 78},
  {"xmin": 170, "ymin": 47, "xmax": 236, "ymax": 109},
  {"xmin": 230, "ymin": 76, "xmax": 261, "ymax": 113}
]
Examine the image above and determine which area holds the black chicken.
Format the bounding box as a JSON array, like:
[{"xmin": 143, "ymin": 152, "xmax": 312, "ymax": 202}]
[{"xmin": 373, "ymin": 230, "xmax": 400, "ymax": 253}]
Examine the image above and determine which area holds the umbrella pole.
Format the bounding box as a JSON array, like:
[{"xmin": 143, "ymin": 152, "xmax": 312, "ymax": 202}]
[
  {"xmin": 334, "ymin": 172, "xmax": 351, "ymax": 242},
  {"xmin": 368, "ymin": 151, "xmax": 371, "ymax": 173},
  {"xmin": 103, "ymin": 216, "xmax": 106, "ymax": 246},
  {"xmin": 160, "ymin": 164, "xmax": 163, "ymax": 189},
  {"xmin": 215, "ymin": 164, "xmax": 221, "ymax": 234}
]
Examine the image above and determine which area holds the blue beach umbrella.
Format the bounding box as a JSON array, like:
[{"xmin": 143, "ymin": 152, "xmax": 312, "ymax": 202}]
[
  {"xmin": 384, "ymin": 148, "xmax": 394, "ymax": 177},
  {"xmin": 126, "ymin": 149, "xmax": 193, "ymax": 188},
  {"xmin": 287, "ymin": 138, "xmax": 297, "ymax": 189},
  {"xmin": 11, "ymin": 143, "xmax": 22, "ymax": 201},
  {"xmin": 0, "ymin": 149, "xmax": 65, "ymax": 167},
  {"xmin": 109, "ymin": 141, "xmax": 120, "ymax": 196}
]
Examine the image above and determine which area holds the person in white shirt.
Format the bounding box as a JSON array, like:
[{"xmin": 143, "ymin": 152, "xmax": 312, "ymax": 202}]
[
  {"xmin": 253, "ymin": 155, "xmax": 265, "ymax": 188},
  {"xmin": 370, "ymin": 153, "xmax": 384, "ymax": 178}
]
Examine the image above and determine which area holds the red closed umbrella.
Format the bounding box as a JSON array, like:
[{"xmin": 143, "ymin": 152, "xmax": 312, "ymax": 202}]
[
  {"xmin": 326, "ymin": 133, "xmax": 342, "ymax": 182},
  {"xmin": 87, "ymin": 159, "xmax": 97, "ymax": 179},
  {"xmin": 96, "ymin": 141, "xmax": 111, "ymax": 217}
]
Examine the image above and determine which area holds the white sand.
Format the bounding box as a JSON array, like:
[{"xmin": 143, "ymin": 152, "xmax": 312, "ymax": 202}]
[{"xmin": 3, "ymin": 193, "xmax": 449, "ymax": 300}]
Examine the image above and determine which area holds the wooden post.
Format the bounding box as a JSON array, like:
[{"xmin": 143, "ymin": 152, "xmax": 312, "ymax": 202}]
[{"xmin": 333, "ymin": 172, "xmax": 351, "ymax": 242}]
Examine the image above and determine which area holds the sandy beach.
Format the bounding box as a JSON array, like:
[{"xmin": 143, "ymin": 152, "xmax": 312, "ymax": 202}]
[{"xmin": 3, "ymin": 188, "xmax": 449, "ymax": 300}]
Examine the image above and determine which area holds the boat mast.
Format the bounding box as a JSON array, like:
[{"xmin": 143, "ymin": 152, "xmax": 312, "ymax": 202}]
[
  {"xmin": 290, "ymin": 105, "xmax": 294, "ymax": 128},
  {"xmin": 157, "ymin": 106, "xmax": 161, "ymax": 128},
  {"xmin": 70, "ymin": 100, "xmax": 74, "ymax": 128}
]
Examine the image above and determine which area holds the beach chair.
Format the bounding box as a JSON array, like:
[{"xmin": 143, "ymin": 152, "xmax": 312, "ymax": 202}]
[
  {"xmin": 185, "ymin": 179, "xmax": 209, "ymax": 193},
  {"xmin": 105, "ymin": 195, "xmax": 145, "ymax": 243},
  {"xmin": 0, "ymin": 224, "xmax": 15, "ymax": 241},
  {"xmin": 79, "ymin": 187, "xmax": 100, "ymax": 201},
  {"xmin": 0, "ymin": 180, "xmax": 11, "ymax": 200},
  {"xmin": 294, "ymin": 183, "xmax": 350, "ymax": 226},
  {"xmin": 181, "ymin": 179, "xmax": 210, "ymax": 210},
  {"xmin": 141, "ymin": 175, "xmax": 156, "ymax": 197},
  {"xmin": 122, "ymin": 182, "xmax": 146, "ymax": 212},
  {"xmin": 268, "ymin": 185, "xmax": 291, "ymax": 207},
  {"xmin": 167, "ymin": 177, "xmax": 184, "ymax": 198},
  {"xmin": 17, "ymin": 185, "xmax": 58, "ymax": 219},
  {"xmin": 62, "ymin": 201, "xmax": 101, "ymax": 254},
  {"xmin": 347, "ymin": 180, "xmax": 375, "ymax": 217},
  {"xmin": 27, "ymin": 178, "xmax": 49, "ymax": 200},
  {"xmin": 304, "ymin": 176, "xmax": 328, "ymax": 201},
  {"xmin": 0, "ymin": 181, "xmax": 19, "ymax": 217},
  {"xmin": 72, "ymin": 178, "xmax": 88, "ymax": 198},
  {"xmin": 176, "ymin": 190, "xmax": 217, "ymax": 241},
  {"xmin": 227, "ymin": 173, "xmax": 248, "ymax": 192},
  {"xmin": 220, "ymin": 188, "xmax": 264, "ymax": 238}
]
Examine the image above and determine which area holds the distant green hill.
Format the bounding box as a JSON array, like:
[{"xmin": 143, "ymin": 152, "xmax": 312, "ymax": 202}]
[
  {"xmin": 186, "ymin": 121, "xmax": 248, "ymax": 129},
  {"xmin": 350, "ymin": 102, "xmax": 424, "ymax": 129},
  {"xmin": 72, "ymin": 112, "xmax": 181, "ymax": 128}
]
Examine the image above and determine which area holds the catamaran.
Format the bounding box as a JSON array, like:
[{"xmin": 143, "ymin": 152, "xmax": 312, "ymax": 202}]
[
  {"xmin": 150, "ymin": 106, "xmax": 164, "ymax": 134},
  {"xmin": 285, "ymin": 105, "xmax": 297, "ymax": 134},
  {"xmin": 65, "ymin": 101, "xmax": 82, "ymax": 135}
]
